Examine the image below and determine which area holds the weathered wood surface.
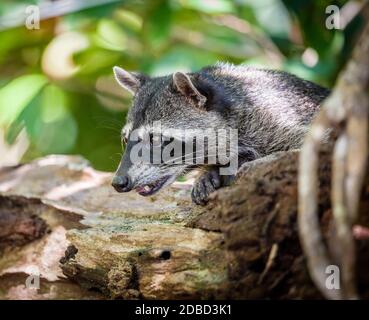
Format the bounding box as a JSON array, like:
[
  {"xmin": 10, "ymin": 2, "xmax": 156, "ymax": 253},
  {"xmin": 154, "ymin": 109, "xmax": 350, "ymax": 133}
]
[{"xmin": 1, "ymin": 153, "xmax": 369, "ymax": 299}]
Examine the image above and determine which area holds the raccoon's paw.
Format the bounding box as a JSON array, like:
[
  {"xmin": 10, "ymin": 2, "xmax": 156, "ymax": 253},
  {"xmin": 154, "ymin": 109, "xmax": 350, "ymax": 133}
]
[{"xmin": 191, "ymin": 170, "xmax": 221, "ymax": 205}]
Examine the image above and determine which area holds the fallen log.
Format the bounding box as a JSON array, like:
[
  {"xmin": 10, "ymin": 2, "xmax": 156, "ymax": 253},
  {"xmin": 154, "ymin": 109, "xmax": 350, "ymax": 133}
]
[{"xmin": 0, "ymin": 152, "xmax": 368, "ymax": 299}]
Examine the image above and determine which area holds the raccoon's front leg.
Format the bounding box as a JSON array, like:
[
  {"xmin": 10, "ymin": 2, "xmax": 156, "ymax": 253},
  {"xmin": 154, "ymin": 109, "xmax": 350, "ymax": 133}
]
[{"xmin": 191, "ymin": 167, "xmax": 235, "ymax": 205}]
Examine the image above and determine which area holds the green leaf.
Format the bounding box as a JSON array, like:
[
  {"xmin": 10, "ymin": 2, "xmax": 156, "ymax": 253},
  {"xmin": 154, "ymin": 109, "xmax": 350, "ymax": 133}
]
[
  {"xmin": 177, "ymin": 0, "xmax": 234, "ymax": 14},
  {"xmin": 95, "ymin": 19, "xmax": 127, "ymax": 51},
  {"xmin": 41, "ymin": 85, "xmax": 69, "ymax": 123},
  {"xmin": 241, "ymin": 0, "xmax": 291, "ymax": 37},
  {"xmin": 145, "ymin": 0, "xmax": 172, "ymax": 50},
  {"xmin": 7, "ymin": 84, "xmax": 78, "ymax": 154},
  {"xmin": 74, "ymin": 48, "xmax": 121, "ymax": 75},
  {"xmin": 35, "ymin": 115, "xmax": 78, "ymax": 154},
  {"xmin": 115, "ymin": 9, "xmax": 142, "ymax": 32},
  {"xmin": 148, "ymin": 46, "xmax": 219, "ymax": 76},
  {"xmin": 0, "ymin": 74, "xmax": 47, "ymax": 126}
]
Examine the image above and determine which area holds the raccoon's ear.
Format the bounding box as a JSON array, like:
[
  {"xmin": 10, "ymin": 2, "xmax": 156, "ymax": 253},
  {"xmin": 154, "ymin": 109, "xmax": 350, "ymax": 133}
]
[
  {"xmin": 113, "ymin": 66, "xmax": 146, "ymax": 95},
  {"xmin": 172, "ymin": 72, "xmax": 206, "ymax": 108}
]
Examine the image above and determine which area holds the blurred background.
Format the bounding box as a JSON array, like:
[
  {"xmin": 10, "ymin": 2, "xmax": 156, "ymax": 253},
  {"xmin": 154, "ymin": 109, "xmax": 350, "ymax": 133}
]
[{"xmin": 0, "ymin": 0, "xmax": 363, "ymax": 171}]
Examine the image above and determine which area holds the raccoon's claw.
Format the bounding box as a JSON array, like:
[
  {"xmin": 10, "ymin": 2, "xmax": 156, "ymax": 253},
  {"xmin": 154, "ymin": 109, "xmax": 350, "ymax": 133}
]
[{"xmin": 191, "ymin": 170, "xmax": 221, "ymax": 205}]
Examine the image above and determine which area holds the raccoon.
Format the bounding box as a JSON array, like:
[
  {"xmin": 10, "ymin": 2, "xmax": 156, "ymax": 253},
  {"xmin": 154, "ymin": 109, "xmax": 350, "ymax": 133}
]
[{"xmin": 111, "ymin": 62, "xmax": 329, "ymax": 205}]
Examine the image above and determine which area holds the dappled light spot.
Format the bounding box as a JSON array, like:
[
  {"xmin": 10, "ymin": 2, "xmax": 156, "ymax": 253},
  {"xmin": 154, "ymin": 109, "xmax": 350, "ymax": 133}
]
[
  {"xmin": 41, "ymin": 32, "xmax": 89, "ymax": 80},
  {"xmin": 45, "ymin": 171, "xmax": 108, "ymax": 200}
]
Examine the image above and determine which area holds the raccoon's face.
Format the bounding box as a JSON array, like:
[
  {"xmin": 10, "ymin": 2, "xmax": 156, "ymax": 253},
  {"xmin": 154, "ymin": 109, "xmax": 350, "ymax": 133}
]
[{"xmin": 111, "ymin": 66, "xmax": 231, "ymax": 196}]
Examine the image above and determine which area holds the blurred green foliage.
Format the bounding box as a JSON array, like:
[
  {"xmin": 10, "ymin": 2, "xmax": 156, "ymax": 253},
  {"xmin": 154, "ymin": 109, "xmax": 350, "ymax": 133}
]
[{"xmin": 0, "ymin": 0, "xmax": 363, "ymax": 171}]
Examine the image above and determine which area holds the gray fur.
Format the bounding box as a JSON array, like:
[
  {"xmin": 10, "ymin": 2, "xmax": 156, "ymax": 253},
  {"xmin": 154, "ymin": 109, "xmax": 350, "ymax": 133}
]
[{"xmin": 112, "ymin": 62, "xmax": 330, "ymax": 204}]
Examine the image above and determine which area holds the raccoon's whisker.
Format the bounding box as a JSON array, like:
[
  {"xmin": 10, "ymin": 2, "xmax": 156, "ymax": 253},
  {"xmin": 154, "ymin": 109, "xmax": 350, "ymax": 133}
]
[
  {"xmin": 155, "ymin": 146, "xmax": 239, "ymax": 170},
  {"xmin": 98, "ymin": 125, "xmax": 122, "ymax": 133},
  {"xmin": 181, "ymin": 149, "xmax": 233, "ymax": 162},
  {"xmin": 94, "ymin": 116, "xmax": 123, "ymax": 127},
  {"xmin": 95, "ymin": 122, "xmax": 123, "ymax": 133},
  {"xmin": 159, "ymin": 153, "xmax": 211, "ymax": 166},
  {"xmin": 158, "ymin": 152, "xmax": 223, "ymax": 168},
  {"xmin": 157, "ymin": 150, "xmax": 198, "ymax": 165},
  {"xmin": 152, "ymin": 143, "xmax": 238, "ymax": 166}
]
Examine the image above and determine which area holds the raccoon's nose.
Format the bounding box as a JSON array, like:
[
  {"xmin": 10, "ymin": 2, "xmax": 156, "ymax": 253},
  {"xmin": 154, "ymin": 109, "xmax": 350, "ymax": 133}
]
[{"xmin": 111, "ymin": 175, "xmax": 132, "ymax": 193}]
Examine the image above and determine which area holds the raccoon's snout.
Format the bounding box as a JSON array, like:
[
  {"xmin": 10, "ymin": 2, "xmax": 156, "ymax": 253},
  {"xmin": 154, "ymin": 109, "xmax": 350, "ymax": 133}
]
[{"xmin": 112, "ymin": 175, "xmax": 132, "ymax": 193}]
